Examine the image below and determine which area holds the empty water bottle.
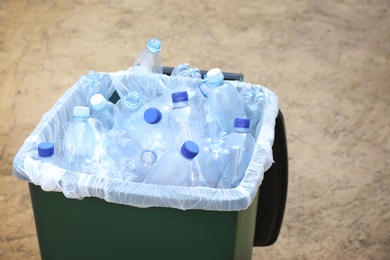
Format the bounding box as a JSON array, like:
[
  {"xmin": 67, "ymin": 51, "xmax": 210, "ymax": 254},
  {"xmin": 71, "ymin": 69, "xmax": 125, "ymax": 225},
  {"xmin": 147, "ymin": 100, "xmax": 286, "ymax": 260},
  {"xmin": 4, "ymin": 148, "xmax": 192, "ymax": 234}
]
[
  {"xmin": 113, "ymin": 91, "xmax": 143, "ymax": 134},
  {"xmin": 201, "ymin": 68, "xmax": 245, "ymax": 139},
  {"xmin": 102, "ymin": 129, "xmax": 143, "ymax": 182},
  {"xmin": 143, "ymin": 141, "xmax": 206, "ymax": 187},
  {"xmin": 78, "ymin": 70, "xmax": 111, "ymax": 106},
  {"xmin": 36, "ymin": 141, "xmax": 63, "ymax": 167},
  {"xmin": 138, "ymin": 107, "xmax": 172, "ymax": 169},
  {"xmin": 90, "ymin": 94, "xmax": 114, "ymax": 130},
  {"xmin": 162, "ymin": 63, "xmax": 203, "ymax": 107},
  {"xmin": 63, "ymin": 106, "xmax": 96, "ymax": 172},
  {"xmin": 168, "ymin": 91, "xmax": 205, "ymax": 150},
  {"xmin": 130, "ymin": 38, "xmax": 164, "ymax": 102},
  {"xmin": 218, "ymin": 117, "xmax": 255, "ymax": 188},
  {"xmin": 201, "ymin": 139, "xmax": 230, "ymax": 188},
  {"xmin": 240, "ymin": 83, "xmax": 269, "ymax": 136}
]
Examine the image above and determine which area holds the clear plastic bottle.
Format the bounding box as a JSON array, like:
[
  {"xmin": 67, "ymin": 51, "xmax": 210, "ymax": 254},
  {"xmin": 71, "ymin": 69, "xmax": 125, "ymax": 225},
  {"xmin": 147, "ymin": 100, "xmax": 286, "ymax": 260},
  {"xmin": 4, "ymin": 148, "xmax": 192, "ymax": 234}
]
[
  {"xmin": 200, "ymin": 138, "xmax": 230, "ymax": 188},
  {"xmin": 78, "ymin": 70, "xmax": 111, "ymax": 106},
  {"xmin": 201, "ymin": 68, "xmax": 246, "ymax": 139},
  {"xmin": 218, "ymin": 117, "xmax": 255, "ymax": 188},
  {"xmin": 113, "ymin": 91, "xmax": 143, "ymax": 134},
  {"xmin": 240, "ymin": 83, "xmax": 269, "ymax": 137},
  {"xmin": 90, "ymin": 93, "xmax": 115, "ymax": 130},
  {"xmin": 37, "ymin": 142, "xmax": 62, "ymax": 167},
  {"xmin": 63, "ymin": 106, "xmax": 96, "ymax": 172},
  {"xmin": 130, "ymin": 38, "xmax": 164, "ymax": 102},
  {"xmin": 143, "ymin": 141, "xmax": 206, "ymax": 187},
  {"xmin": 102, "ymin": 129, "xmax": 143, "ymax": 182},
  {"xmin": 138, "ymin": 107, "xmax": 172, "ymax": 169},
  {"xmin": 168, "ymin": 91, "xmax": 205, "ymax": 150}
]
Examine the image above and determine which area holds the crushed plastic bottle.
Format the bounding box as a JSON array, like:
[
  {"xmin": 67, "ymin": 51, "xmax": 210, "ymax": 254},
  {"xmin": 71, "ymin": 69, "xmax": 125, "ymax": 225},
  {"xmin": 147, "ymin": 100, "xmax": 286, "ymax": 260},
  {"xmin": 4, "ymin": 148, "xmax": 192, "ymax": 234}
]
[
  {"xmin": 63, "ymin": 106, "xmax": 96, "ymax": 172},
  {"xmin": 239, "ymin": 83, "xmax": 269, "ymax": 136},
  {"xmin": 78, "ymin": 70, "xmax": 111, "ymax": 106},
  {"xmin": 201, "ymin": 68, "xmax": 246, "ymax": 139},
  {"xmin": 138, "ymin": 107, "xmax": 172, "ymax": 169},
  {"xmin": 113, "ymin": 91, "xmax": 143, "ymax": 134},
  {"xmin": 90, "ymin": 93, "xmax": 114, "ymax": 130},
  {"xmin": 143, "ymin": 141, "xmax": 206, "ymax": 187},
  {"xmin": 218, "ymin": 117, "xmax": 255, "ymax": 188},
  {"xmin": 168, "ymin": 91, "xmax": 205, "ymax": 150},
  {"xmin": 129, "ymin": 38, "xmax": 164, "ymax": 102}
]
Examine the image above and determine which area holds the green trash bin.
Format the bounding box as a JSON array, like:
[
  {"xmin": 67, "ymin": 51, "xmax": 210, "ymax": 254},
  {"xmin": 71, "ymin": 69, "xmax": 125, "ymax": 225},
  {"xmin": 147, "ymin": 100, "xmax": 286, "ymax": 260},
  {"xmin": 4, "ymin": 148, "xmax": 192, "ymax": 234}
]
[
  {"xmin": 13, "ymin": 70, "xmax": 280, "ymax": 260},
  {"xmin": 28, "ymin": 182, "xmax": 259, "ymax": 260}
]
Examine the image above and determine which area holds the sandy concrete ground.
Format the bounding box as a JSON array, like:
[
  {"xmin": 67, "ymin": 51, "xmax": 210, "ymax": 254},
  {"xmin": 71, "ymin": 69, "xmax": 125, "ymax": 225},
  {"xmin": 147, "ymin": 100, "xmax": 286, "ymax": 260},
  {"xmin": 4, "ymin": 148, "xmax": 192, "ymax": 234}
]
[{"xmin": 1, "ymin": 0, "xmax": 390, "ymax": 259}]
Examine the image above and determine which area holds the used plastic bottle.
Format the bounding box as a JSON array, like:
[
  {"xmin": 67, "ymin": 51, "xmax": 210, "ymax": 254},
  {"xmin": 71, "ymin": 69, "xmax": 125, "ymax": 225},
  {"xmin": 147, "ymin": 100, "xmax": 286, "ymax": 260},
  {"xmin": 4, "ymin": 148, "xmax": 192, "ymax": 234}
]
[
  {"xmin": 78, "ymin": 70, "xmax": 111, "ymax": 106},
  {"xmin": 201, "ymin": 68, "xmax": 246, "ymax": 139},
  {"xmin": 113, "ymin": 91, "xmax": 143, "ymax": 134},
  {"xmin": 102, "ymin": 129, "xmax": 143, "ymax": 182},
  {"xmin": 143, "ymin": 141, "xmax": 206, "ymax": 187},
  {"xmin": 37, "ymin": 142, "xmax": 62, "ymax": 167},
  {"xmin": 168, "ymin": 91, "xmax": 205, "ymax": 150},
  {"xmin": 199, "ymin": 136, "xmax": 230, "ymax": 188},
  {"xmin": 130, "ymin": 38, "xmax": 164, "ymax": 102},
  {"xmin": 90, "ymin": 93, "xmax": 115, "ymax": 130},
  {"xmin": 240, "ymin": 83, "xmax": 269, "ymax": 137},
  {"xmin": 218, "ymin": 117, "xmax": 256, "ymax": 188},
  {"xmin": 138, "ymin": 107, "xmax": 172, "ymax": 169},
  {"xmin": 63, "ymin": 106, "xmax": 96, "ymax": 172}
]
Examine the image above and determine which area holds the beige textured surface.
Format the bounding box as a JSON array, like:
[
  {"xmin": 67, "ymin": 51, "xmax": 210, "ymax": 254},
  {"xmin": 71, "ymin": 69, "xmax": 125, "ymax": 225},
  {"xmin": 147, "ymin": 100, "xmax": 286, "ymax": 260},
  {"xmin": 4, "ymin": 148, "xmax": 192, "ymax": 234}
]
[{"xmin": 1, "ymin": 0, "xmax": 389, "ymax": 259}]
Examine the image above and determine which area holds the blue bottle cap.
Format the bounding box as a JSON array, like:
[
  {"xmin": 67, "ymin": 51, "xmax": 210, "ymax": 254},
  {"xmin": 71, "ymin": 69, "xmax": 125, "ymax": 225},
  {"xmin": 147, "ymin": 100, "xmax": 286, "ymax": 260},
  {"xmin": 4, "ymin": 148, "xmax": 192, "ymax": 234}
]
[
  {"xmin": 38, "ymin": 142, "xmax": 54, "ymax": 157},
  {"xmin": 146, "ymin": 38, "xmax": 161, "ymax": 53},
  {"xmin": 144, "ymin": 108, "xmax": 162, "ymax": 124},
  {"xmin": 234, "ymin": 117, "xmax": 250, "ymax": 128},
  {"xmin": 171, "ymin": 91, "xmax": 189, "ymax": 103},
  {"xmin": 180, "ymin": 141, "xmax": 199, "ymax": 159}
]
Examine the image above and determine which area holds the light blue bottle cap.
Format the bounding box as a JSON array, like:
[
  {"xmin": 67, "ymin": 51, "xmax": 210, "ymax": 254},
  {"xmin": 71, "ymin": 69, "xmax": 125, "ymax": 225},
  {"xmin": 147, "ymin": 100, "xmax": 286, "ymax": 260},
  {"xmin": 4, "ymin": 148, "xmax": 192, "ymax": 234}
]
[
  {"xmin": 206, "ymin": 68, "xmax": 224, "ymax": 85},
  {"xmin": 38, "ymin": 142, "xmax": 54, "ymax": 157},
  {"xmin": 144, "ymin": 108, "xmax": 162, "ymax": 124},
  {"xmin": 90, "ymin": 94, "xmax": 107, "ymax": 110},
  {"xmin": 125, "ymin": 91, "xmax": 141, "ymax": 107},
  {"xmin": 171, "ymin": 91, "xmax": 189, "ymax": 103},
  {"xmin": 73, "ymin": 106, "xmax": 90, "ymax": 117},
  {"xmin": 234, "ymin": 117, "xmax": 250, "ymax": 128},
  {"xmin": 180, "ymin": 141, "xmax": 199, "ymax": 159},
  {"xmin": 146, "ymin": 38, "xmax": 161, "ymax": 53}
]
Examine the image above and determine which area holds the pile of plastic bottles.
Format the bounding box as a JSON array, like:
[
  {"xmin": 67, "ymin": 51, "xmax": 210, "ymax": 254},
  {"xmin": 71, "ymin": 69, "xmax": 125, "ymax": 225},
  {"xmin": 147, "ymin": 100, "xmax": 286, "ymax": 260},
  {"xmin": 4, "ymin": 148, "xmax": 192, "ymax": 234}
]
[{"xmin": 36, "ymin": 38, "xmax": 269, "ymax": 189}]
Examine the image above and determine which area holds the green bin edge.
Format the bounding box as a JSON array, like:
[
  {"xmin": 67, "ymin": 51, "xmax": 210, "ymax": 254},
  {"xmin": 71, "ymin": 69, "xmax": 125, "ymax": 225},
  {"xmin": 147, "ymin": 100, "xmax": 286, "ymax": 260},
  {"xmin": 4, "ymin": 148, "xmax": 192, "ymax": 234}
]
[{"xmin": 29, "ymin": 182, "xmax": 259, "ymax": 260}]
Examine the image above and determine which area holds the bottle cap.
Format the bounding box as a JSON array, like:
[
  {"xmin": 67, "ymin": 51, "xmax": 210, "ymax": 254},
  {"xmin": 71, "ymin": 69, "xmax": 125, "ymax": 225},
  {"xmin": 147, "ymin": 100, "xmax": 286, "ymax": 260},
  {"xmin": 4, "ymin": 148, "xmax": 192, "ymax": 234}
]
[
  {"xmin": 90, "ymin": 94, "xmax": 107, "ymax": 110},
  {"xmin": 125, "ymin": 91, "xmax": 141, "ymax": 107},
  {"xmin": 180, "ymin": 141, "xmax": 199, "ymax": 159},
  {"xmin": 73, "ymin": 106, "xmax": 90, "ymax": 117},
  {"xmin": 234, "ymin": 117, "xmax": 250, "ymax": 128},
  {"xmin": 206, "ymin": 68, "xmax": 224, "ymax": 85},
  {"xmin": 171, "ymin": 91, "xmax": 189, "ymax": 103},
  {"xmin": 38, "ymin": 142, "xmax": 54, "ymax": 157},
  {"xmin": 144, "ymin": 108, "xmax": 162, "ymax": 124},
  {"xmin": 146, "ymin": 38, "xmax": 161, "ymax": 53}
]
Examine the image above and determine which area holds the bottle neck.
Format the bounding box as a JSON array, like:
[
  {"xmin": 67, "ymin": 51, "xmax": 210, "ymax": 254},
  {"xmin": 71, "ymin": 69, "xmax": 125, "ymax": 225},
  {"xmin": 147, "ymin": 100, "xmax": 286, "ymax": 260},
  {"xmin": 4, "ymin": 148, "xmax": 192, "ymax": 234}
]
[
  {"xmin": 73, "ymin": 116, "xmax": 89, "ymax": 122},
  {"xmin": 234, "ymin": 127, "xmax": 249, "ymax": 133},
  {"xmin": 173, "ymin": 101, "xmax": 189, "ymax": 109},
  {"xmin": 205, "ymin": 79, "xmax": 224, "ymax": 89}
]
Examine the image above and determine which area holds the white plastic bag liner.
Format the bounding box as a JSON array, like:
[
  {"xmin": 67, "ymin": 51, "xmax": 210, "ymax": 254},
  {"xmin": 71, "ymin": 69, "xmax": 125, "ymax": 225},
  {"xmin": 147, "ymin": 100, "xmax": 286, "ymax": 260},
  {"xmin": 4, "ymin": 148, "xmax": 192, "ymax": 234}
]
[{"xmin": 13, "ymin": 70, "xmax": 279, "ymax": 211}]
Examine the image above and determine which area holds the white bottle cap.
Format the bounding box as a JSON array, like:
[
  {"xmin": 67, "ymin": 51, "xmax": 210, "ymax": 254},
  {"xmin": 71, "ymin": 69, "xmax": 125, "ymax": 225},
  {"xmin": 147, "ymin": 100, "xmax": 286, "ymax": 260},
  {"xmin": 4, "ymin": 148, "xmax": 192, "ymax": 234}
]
[
  {"xmin": 73, "ymin": 106, "xmax": 90, "ymax": 117},
  {"xmin": 206, "ymin": 68, "xmax": 224, "ymax": 84},
  {"xmin": 90, "ymin": 94, "xmax": 107, "ymax": 110}
]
